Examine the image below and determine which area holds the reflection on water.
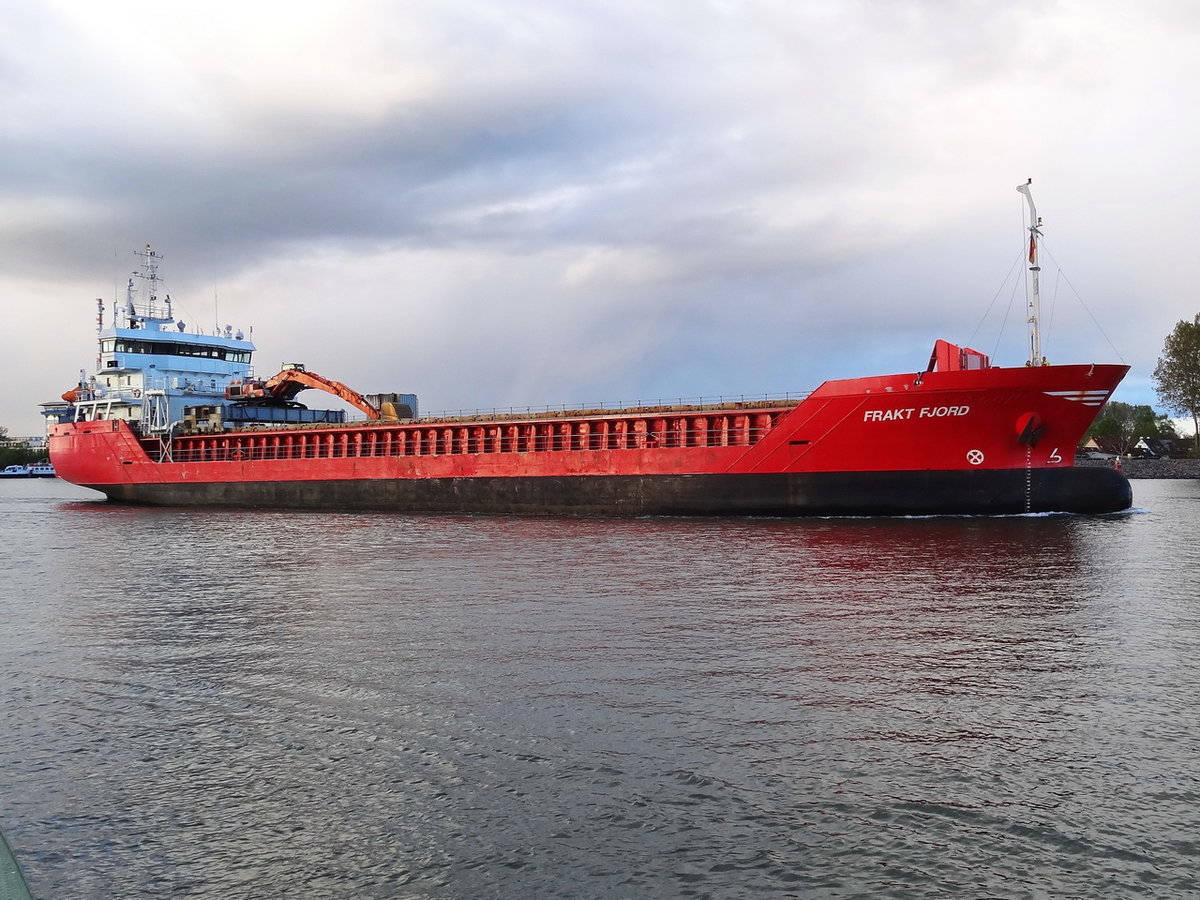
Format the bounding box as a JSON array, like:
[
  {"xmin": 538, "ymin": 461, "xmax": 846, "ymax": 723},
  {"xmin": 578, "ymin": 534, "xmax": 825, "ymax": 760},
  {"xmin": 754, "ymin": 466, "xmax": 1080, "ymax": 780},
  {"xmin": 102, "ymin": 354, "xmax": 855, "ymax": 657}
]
[{"xmin": 1, "ymin": 479, "xmax": 1198, "ymax": 897}]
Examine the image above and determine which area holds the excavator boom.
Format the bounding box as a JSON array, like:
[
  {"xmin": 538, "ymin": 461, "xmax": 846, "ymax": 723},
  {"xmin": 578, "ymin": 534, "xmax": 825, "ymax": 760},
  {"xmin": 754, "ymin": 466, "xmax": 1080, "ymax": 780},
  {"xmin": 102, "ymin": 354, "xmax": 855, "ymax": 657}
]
[
  {"xmin": 265, "ymin": 367, "xmax": 381, "ymax": 419},
  {"xmin": 227, "ymin": 365, "xmax": 381, "ymax": 419}
]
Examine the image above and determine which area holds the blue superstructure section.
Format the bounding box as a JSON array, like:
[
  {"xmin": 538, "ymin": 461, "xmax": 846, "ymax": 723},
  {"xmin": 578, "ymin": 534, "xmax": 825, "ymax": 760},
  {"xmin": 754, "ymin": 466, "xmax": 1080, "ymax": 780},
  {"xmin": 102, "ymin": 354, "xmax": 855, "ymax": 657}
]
[
  {"xmin": 100, "ymin": 328, "xmax": 254, "ymax": 379},
  {"xmin": 94, "ymin": 325, "xmax": 256, "ymax": 426},
  {"xmin": 40, "ymin": 246, "xmax": 271, "ymax": 432},
  {"xmin": 43, "ymin": 245, "xmax": 406, "ymax": 436}
]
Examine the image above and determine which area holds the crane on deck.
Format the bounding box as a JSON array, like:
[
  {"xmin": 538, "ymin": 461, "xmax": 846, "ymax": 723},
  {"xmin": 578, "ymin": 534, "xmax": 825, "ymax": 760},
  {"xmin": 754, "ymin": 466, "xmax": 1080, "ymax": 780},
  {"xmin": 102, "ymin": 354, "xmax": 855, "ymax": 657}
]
[{"xmin": 226, "ymin": 364, "xmax": 385, "ymax": 420}]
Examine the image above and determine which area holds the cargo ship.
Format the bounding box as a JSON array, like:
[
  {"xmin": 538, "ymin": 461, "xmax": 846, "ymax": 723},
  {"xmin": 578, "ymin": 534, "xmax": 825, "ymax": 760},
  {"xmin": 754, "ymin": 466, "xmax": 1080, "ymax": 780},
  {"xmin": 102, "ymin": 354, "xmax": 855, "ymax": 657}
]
[{"xmin": 45, "ymin": 185, "xmax": 1132, "ymax": 516}]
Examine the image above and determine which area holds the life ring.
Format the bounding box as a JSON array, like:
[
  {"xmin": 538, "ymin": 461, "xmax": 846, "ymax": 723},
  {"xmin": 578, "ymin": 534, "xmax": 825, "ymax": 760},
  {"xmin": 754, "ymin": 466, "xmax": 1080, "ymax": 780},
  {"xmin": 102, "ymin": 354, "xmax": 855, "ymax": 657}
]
[{"xmin": 132, "ymin": 389, "xmax": 142, "ymax": 398}]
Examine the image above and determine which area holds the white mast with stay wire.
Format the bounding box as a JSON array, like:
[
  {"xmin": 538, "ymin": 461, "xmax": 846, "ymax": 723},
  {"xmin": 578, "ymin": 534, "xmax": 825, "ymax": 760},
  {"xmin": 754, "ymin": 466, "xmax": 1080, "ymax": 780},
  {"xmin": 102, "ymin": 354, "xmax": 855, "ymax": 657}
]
[{"xmin": 1016, "ymin": 178, "xmax": 1043, "ymax": 366}]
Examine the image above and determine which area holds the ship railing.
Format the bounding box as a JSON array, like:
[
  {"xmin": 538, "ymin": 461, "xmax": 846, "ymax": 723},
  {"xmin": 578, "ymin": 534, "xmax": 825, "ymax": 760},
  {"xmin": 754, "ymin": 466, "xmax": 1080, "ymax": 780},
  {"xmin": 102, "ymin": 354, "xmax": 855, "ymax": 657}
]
[
  {"xmin": 73, "ymin": 389, "xmax": 152, "ymax": 419},
  {"xmin": 135, "ymin": 375, "xmax": 230, "ymax": 395},
  {"xmin": 157, "ymin": 432, "xmax": 745, "ymax": 463},
  {"xmin": 335, "ymin": 391, "xmax": 812, "ymax": 424},
  {"xmin": 72, "ymin": 399, "xmax": 120, "ymax": 422},
  {"xmin": 151, "ymin": 404, "xmax": 798, "ymax": 463}
]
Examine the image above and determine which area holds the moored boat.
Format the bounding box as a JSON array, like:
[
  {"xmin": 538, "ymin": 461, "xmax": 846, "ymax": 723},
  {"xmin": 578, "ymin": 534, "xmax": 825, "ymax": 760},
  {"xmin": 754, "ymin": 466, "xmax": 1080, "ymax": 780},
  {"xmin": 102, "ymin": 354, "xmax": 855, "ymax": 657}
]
[
  {"xmin": 0, "ymin": 462, "xmax": 55, "ymax": 478},
  {"xmin": 45, "ymin": 188, "xmax": 1132, "ymax": 516}
]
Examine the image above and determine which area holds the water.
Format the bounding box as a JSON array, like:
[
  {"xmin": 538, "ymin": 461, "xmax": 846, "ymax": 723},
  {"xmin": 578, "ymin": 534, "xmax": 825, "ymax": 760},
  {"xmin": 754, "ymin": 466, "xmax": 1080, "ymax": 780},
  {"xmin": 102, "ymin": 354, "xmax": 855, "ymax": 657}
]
[{"xmin": 2, "ymin": 479, "xmax": 1198, "ymax": 898}]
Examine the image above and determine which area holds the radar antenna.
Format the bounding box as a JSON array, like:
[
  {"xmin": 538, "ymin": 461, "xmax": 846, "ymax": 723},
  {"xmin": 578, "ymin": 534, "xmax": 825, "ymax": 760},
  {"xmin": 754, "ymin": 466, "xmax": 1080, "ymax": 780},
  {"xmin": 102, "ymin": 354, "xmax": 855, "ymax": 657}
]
[{"xmin": 130, "ymin": 244, "xmax": 172, "ymax": 323}]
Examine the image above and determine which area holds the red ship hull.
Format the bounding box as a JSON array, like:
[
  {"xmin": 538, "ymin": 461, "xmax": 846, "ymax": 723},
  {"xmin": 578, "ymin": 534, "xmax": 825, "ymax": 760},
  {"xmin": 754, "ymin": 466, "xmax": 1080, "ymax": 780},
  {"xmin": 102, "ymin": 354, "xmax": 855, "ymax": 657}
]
[{"xmin": 48, "ymin": 358, "xmax": 1133, "ymax": 516}]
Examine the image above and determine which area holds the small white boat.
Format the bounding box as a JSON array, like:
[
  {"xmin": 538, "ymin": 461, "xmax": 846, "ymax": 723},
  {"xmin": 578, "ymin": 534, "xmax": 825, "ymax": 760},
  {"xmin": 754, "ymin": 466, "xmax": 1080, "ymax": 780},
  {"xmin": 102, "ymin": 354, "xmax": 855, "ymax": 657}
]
[{"xmin": 0, "ymin": 462, "xmax": 56, "ymax": 478}]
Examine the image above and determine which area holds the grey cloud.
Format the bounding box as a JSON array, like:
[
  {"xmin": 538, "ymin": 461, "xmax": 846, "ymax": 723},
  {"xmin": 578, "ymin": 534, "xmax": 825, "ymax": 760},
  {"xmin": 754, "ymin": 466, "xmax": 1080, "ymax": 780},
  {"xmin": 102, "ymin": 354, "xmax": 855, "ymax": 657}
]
[{"xmin": 1, "ymin": 0, "xmax": 1194, "ymax": 431}]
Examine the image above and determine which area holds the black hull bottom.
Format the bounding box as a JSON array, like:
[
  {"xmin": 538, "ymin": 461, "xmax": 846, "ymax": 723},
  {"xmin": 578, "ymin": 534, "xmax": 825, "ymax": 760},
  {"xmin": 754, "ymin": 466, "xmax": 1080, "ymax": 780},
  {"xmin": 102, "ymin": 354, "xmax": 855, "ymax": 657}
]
[{"xmin": 86, "ymin": 467, "xmax": 1133, "ymax": 517}]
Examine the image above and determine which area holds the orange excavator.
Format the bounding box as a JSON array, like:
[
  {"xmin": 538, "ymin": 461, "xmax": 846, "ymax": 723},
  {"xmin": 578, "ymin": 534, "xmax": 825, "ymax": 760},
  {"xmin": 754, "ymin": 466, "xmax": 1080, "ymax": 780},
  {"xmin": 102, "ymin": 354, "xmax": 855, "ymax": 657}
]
[{"xmin": 226, "ymin": 364, "xmax": 382, "ymax": 420}]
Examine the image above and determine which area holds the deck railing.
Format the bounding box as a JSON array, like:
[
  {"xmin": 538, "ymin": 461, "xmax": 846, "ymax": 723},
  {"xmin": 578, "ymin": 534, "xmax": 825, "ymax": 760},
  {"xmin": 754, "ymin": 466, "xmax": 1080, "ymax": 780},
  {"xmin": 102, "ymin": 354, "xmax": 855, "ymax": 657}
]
[
  {"xmin": 148, "ymin": 404, "xmax": 796, "ymax": 464},
  {"xmin": 346, "ymin": 391, "xmax": 811, "ymax": 424}
]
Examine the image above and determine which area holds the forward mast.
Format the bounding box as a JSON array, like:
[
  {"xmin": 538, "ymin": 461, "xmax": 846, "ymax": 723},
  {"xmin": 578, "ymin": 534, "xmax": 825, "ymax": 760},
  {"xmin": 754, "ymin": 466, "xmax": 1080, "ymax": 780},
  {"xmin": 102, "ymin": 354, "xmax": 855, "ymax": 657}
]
[{"xmin": 1017, "ymin": 179, "xmax": 1043, "ymax": 366}]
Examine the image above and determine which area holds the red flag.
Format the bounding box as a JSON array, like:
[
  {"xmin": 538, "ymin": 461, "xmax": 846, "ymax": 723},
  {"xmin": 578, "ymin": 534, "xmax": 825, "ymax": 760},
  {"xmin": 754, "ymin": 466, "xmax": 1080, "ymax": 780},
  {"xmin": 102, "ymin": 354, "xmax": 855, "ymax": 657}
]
[{"xmin": 1028, "ymin": 235, "xmax": 1037, "ymax": 264}]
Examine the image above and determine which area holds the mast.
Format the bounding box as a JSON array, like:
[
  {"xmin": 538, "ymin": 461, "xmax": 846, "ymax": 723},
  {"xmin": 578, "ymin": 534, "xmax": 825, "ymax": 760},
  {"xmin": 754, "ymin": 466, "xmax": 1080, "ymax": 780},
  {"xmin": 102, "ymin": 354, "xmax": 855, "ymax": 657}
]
[
  {"xmin": 1016, "ymin": 179, "xmax": 1043, "ymax": 365},
  {"xmin": 129, "ymin": 244, "xmax": 172, "ymax": 327},
  {"xmin": 96, "ymin": 298, "xmax": 104, "ymax": 372}
]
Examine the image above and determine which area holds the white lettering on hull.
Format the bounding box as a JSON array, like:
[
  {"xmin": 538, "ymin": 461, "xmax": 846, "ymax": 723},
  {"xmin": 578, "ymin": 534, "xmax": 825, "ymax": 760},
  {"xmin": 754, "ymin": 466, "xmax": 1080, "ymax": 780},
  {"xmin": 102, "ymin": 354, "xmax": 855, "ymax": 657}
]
[
  {"xmin": 863, "ymin": 405, "xmax": 970, "ymax": 423},
  {"xmin": 918, "ymin": 405, "xmax": 971, "ymax": 418},
  {"xmin": 863, "ymin": 408, "xmax": 914, "ymax": 422}
]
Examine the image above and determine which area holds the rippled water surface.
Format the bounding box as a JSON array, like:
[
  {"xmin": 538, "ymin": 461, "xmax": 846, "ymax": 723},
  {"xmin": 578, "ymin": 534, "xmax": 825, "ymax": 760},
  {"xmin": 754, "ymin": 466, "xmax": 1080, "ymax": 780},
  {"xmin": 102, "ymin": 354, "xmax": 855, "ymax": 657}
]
[{"xmin": 2, "ymin": 479, "xmax": 1199, "ymax": 898}]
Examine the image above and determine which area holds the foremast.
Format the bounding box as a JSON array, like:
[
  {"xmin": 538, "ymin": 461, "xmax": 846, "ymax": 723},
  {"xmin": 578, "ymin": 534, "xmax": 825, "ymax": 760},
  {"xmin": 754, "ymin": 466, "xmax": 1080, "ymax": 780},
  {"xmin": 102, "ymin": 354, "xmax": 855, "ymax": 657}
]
[{"xmin": 1017, "ymin": 179, "xmax": 1043, "ymax": 366}]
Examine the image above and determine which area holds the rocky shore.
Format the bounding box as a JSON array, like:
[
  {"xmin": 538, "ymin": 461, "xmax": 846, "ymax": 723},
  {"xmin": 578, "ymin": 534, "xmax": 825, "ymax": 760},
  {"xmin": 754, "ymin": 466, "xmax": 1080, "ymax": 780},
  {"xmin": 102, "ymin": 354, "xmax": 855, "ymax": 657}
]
[
  {"xmin": 1078, "ymin": 458, "xmax": 1200, "ymax": 479},
  {"xmin": 1121, "ymin": 458, "xmax": 1200, "ymax": 479}
]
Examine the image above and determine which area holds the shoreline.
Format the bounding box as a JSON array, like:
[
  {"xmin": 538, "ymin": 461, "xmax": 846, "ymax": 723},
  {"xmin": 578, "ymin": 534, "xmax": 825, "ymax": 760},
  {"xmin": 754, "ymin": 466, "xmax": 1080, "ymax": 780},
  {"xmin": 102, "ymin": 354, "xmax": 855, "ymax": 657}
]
[{"xmin": 1079, "ymin": 458, "xmax": 1200, "ymax": 479}]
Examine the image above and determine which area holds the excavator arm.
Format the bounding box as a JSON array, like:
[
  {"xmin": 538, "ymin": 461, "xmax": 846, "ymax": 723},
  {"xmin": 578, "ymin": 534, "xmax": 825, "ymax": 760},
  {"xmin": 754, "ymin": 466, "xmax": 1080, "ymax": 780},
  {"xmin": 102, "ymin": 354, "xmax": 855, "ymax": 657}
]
[
  {"xmin": 227, "ymin": 364, "xmax": 381, "ymax": 419},
  {"xmin": 264, "ymin": 366, "xmax": 381, "ymax": 420}
]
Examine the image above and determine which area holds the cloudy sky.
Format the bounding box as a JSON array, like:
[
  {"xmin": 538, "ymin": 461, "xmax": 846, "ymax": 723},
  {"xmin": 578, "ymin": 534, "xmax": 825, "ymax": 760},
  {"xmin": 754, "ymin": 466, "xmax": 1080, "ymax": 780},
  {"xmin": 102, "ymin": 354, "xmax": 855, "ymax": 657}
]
[{"xmin": 3, "ymin": 0, "xmax": 1198, "ymax": 434}]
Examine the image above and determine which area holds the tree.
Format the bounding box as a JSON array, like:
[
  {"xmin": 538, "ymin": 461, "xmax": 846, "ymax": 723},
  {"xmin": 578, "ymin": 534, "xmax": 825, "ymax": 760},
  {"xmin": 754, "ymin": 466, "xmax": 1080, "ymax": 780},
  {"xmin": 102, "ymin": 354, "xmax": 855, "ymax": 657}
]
[
  {"xmin": 1085, "ymin": 402, "xmax": 1178, "ymax": 455},
  {"xmin": 1153, "ymin": 314, "xmax": 1200, "ymax": 452},
  {"xmin": 0, "ymin": 426, "xmax": 43, "ymax": 468}
]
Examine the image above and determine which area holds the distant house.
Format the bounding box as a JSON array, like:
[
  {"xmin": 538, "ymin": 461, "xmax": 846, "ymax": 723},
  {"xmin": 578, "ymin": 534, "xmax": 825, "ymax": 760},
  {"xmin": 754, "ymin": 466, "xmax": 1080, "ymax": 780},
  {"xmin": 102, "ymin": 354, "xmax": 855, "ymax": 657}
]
[
  {"xmin": 1136, "ymin": 437, "xmax": 1184, "ymax": 459},
  {"xmin": 1079, "ymin": 436, "xmax": 1123, "ymax": 458},
  {"xmin": 0, "ymin": 436, "xmax": 47, "ymax": 450}
]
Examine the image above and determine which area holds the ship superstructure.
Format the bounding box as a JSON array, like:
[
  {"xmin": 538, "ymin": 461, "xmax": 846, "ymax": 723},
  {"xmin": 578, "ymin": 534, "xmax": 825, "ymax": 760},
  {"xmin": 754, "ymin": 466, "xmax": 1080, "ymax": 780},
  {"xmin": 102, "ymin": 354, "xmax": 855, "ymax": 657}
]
[{"xmin": 44, "ymin": 246, "xmax": 256, "ymax": 432}]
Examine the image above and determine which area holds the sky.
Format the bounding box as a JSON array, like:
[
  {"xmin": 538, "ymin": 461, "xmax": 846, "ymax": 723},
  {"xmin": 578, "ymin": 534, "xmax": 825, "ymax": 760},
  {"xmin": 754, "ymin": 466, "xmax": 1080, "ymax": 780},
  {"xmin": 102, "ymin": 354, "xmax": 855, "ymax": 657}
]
[{"xmin": 3, "ymin": 0, "xmax": 1199, "ymax": 436}]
